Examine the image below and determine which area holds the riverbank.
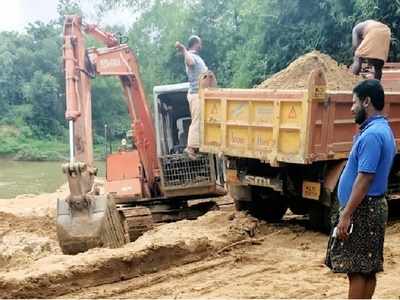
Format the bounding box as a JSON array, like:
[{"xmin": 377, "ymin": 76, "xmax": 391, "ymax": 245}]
[
  {"xmin": 0, "ymin": 136, "xmax": 106, "ymax": 161},
  {"xmin": 0, "ymin": 137, "xmax": 68, "ymax": 161},
  {"xmin": 0, "ymin": 159, "xmax": 106, "ymax": 199}
]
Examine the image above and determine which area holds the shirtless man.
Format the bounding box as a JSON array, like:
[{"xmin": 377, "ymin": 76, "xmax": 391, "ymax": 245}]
[{"xmin": 351, "ymin": 20, "xmax": 391, "ymax": 80}]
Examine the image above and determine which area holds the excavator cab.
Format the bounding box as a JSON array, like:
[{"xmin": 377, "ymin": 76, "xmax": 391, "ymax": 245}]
[{"xmin": 154, "ymin": 83, "xmax": 225, "ymax": 198}]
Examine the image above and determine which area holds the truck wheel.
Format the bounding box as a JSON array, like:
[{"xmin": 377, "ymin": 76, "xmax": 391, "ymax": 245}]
[
  {"xmin": 308, "ymin": 197, "xmax": 339, "ymax": 233},
  {"xmin": 308, "ymin": 202, "xmax": 330, "ymax": 232},
  {"xmin": 288, "ymin": 197, "xmax": 308, "ymax": 215},
  {"xmin": 250, "ymin": 187, "xmax": 288, "ymax": 221},
  {"xmin": 228, "ymin": 185, "xmax": 252, "ymax": 211},
  {"xmin": 388, "ymin": 200, "xmax": 400, "ymax": 218}
]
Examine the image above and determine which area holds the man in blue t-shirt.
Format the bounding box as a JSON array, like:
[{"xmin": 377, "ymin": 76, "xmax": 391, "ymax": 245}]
[{"xmin": 325, "ymin": 79, "xmax": 396, "ymax": 299}]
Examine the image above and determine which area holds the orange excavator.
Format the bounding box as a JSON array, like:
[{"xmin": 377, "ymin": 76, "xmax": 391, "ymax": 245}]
[{"xmin": 57, "ymin": 15, "xmax": 228, "ymax": 254}]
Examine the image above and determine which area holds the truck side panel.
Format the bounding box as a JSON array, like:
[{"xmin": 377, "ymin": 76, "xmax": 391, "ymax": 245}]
[
  {"xmin": 201, "ymin": 89, "xmax": 400, "ymax": 164},
  {"xmin": 201, "ymin": 89, "xmax": 309, "ymax": 164},
  {"xmin": 308, "ymin": 92, "xmax": 356, "ymax": 161}
]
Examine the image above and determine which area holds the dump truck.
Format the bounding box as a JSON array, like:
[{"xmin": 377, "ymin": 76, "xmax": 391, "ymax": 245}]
[
  {"xmin": 57, "ymin": 16, "xmax": 228, "ymax": 254},
  {"xmin": 199, "ymin": 67, "xmax": 400, "ymax": 231}
]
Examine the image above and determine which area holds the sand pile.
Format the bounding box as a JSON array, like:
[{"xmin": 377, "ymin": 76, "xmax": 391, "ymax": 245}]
[
  {"xmin": 0, "ymin": 211, "xmax": 259, "ymax": 298},
  {"xmin": 0, "ymin": 232, "xmax": 60, "ymax": 271},
  {"xmin": 259, "ymin": 51, "xmax": 362, "ymax": 90},
  {"xmin": 0, "ymin": 212, "xmax": 56, "ymax": 239},
  {"xmin": 0, "ymin": 211, "xmax": 60, "ymax": 272},
  {"xmin": 0, "ymin": 181, "xmax": 260, "ymax": 298}
]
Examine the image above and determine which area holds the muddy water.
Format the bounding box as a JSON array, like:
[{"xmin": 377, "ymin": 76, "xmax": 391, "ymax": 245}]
[{"xmin": 0, "ymin": 159, "xmax": 105, "ymax": 198}]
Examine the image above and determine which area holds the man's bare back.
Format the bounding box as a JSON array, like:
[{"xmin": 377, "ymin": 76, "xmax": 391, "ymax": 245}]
[{"xmin": 351, "ymin": 20, "xmax": 391, "ymax": 80}]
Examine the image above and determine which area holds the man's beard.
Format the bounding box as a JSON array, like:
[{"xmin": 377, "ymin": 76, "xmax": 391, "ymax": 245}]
[{"xmin": 355, "ymin": 107, "xmax": 367, "ymax": 125}]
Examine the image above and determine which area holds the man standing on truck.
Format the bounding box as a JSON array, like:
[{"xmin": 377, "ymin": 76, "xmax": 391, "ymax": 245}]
[
  {"xmin": 351, "ymin": 20, "xmax": 391, "ymax": 80},
  {"xmin": 325, "ymin": 80, "xmax": 396, "ymax": 299},
  {"xmin": 175, "ymin": 35, "xmax": 208, "ymax": 159}
]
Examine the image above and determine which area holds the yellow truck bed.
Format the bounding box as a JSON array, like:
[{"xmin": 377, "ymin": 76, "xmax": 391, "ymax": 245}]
[{"xmin": 200, "ymin": 69, "xmax": 400, "ymax": 165}]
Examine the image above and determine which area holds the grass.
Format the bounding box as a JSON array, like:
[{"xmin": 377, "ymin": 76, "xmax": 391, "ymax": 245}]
[{"xmin": 0, "ymin": 133, "xmax": 108, "ymax": 161}]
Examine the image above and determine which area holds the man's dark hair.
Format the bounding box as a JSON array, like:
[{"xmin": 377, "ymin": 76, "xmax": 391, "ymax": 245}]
[
  {"xmin": 353, "ymin": 79, "xmax": 385, "ymax": 110},
  {"xmin": 188, "ymin": 35, "xmax": 201, "ymax": 49}
]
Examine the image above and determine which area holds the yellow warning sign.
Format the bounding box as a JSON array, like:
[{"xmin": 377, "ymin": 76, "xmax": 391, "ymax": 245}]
[
  {"xmin": 211, "ymin": 103, "xmax": 219, "ymax": 114},
  {"xmin": 206, "ymin": 100, "xmax": 221, "ymax": 122},
  {"xmin": 288, "ymin": 106, "xmax": 297, "ymax": 119}
]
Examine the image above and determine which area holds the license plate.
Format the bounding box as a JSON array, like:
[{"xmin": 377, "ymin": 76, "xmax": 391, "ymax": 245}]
[{"xmin": 302, "ymin": 181, "xmax": 321, "ymax": 200}]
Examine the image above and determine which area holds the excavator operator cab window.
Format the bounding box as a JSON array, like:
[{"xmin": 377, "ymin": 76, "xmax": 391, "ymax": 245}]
[{"xmin": 154, "ymin": 84, "xmax": 191, "ymax": 156}]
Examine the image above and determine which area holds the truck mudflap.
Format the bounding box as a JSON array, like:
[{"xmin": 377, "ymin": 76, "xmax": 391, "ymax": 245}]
[{"xmin": 56, "ymin": 194, "xmax": 126, "ymax": 255}]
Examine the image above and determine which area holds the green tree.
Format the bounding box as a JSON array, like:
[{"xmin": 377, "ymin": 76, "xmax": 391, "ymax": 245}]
[
  {"xmin": 91, "ymin": 77, "xmax": 130, "ymax": 141},
  {"xmin": 23, "ymin": 71, "xmax": 62, "ymax": 137},
  {"xmin": 354, "ymin": 0, "xmax": 400, "ymax": 61},
  {"xmin": 3, "ymin": 0, "xmax": 400, "ymax": 159}
]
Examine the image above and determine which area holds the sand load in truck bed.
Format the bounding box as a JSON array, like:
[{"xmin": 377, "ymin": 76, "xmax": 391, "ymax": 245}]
[{"xmin": 258, "ymin": 51, "xmax": 362, "ymax": 91}]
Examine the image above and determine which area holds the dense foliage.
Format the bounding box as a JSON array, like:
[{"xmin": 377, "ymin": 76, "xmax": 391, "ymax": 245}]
[{"xmin": 0, "ymin": 0, "xmax": 399, "ymax": 159}]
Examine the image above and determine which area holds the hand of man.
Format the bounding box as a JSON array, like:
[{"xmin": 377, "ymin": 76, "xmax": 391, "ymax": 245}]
[
  {"xmin": 175, "ymin": 41, "xmax": 185, "ymax": 52},
  {"xmin": 337, "ymin": 212, "xmax": 352, "ymax": 240}
]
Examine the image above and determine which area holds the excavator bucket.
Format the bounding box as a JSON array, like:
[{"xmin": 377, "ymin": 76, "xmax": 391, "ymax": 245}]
[{"xmin": 56, "ymin": 194, "xmax": 126, "ymax": 255}]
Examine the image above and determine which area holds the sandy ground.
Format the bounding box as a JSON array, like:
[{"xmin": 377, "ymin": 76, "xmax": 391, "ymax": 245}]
[
  {"xmin": 0, "ymin": 186, "xmax": 67, "ymax": 272},
  {"xmin": 62, "ymin": 220, "xmax": 400, "ymax": 299},
  {"xmin": 0, "ymin": 186, "xmax": 400, "ymax": 299}
]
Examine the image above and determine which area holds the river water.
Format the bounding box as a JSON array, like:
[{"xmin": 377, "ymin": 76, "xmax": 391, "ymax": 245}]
[{"xmin": 0, "ymin": 159, "xmax": 105, "ymax": 199}]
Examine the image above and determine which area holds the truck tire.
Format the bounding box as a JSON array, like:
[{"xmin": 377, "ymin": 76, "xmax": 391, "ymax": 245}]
[
  {"xmin": 288, "ymin": 197, "xmax": 308, "ymax": 215},
  {"xmin": 250, "ymin": 187, "xmax": 288, "ymax": 222},
  {"xmin": 228, "ymin": 185, "xmax": 252, "ymax": 211},
  {"xmin": 388, "ymin": 200, "xmax": 400, "ymax": 218},
  {"xmin": 308, "ymin": 202, "xmax": 330, "ymax": 232},
  {"xmin": 308, "ymin": 196, "xmax": 339, "ymax": 233}
]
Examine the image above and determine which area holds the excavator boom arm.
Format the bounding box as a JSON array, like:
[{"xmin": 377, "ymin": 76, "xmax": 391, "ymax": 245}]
[
  {"xmin": 58, "ymin": 15, "xmax": 159, "ymax": 254},
  {"xmin": 63, "ymin": 15, "xmax": 158, "ymax": 194},
  {"xmin": 90, "ymin": 46, "xmax": 159, "ymax": 189}
]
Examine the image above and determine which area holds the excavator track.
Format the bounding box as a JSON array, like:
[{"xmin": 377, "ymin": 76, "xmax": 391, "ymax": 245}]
[
  {"xmin": 58, "ymin": 195, "xmax": 233, "ymax": 254},
  {"xmin": 115, "ymin": 196, "xmax": 235, "ymax": 243},
  {"xmin": 119, "ymin": 206, "xmax": 154, "ymax": 242}
]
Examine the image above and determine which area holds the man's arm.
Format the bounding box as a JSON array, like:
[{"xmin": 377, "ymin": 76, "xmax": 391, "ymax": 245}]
[
  {"xmin": 352, "ymin": 23, "xmax": 363, "ymax": 53},
  {"xmin": 351, "ymin": 23, "xmax": 364, "ymax": 74},
  {"xmin": 175, "ymin": 41, "xmax": 195, "ymax": 66},
  {"xmin": 337, "ymin": 172, "xmax": 374, "ymax": 240},
  {"xmin": 351, "ymin": 56, "xmax": 362, "ymax": 75}
]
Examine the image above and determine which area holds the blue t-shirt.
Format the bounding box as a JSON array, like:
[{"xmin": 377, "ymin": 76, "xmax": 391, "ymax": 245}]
[{"xmin": 337, "ymin": 115, "xmax": 396, "ymax": 207}]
